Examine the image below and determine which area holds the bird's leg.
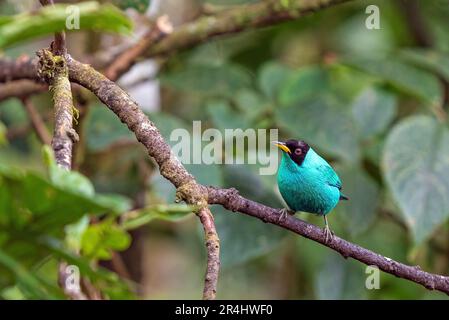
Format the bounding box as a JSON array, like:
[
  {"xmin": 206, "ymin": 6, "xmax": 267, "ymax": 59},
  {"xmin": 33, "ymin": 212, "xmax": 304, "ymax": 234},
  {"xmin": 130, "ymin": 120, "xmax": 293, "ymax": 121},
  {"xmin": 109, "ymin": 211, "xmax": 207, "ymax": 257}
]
[
  {"xmin": 278, "ymin": 208, "xmax": 294, "ymax": 223},
  {"xmin": 323, "ymin": 215, "xmax": 334, "ymax": 243}
]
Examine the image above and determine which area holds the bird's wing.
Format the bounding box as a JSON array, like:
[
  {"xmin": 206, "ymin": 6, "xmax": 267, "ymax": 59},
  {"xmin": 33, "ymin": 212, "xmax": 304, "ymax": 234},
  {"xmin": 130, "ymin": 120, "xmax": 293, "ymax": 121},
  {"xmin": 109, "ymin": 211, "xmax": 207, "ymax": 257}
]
[{"xmin": 317, "ymin": 163, "xmax": 342, "ymax": 190}]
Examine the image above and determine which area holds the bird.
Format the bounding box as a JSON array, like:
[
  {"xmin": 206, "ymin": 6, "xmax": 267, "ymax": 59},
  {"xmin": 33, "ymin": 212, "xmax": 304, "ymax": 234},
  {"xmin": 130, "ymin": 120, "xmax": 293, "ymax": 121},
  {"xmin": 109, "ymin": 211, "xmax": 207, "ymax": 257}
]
[{"xmin": 273, "ymin": 139, "xmax": 348, "ymax": 242}]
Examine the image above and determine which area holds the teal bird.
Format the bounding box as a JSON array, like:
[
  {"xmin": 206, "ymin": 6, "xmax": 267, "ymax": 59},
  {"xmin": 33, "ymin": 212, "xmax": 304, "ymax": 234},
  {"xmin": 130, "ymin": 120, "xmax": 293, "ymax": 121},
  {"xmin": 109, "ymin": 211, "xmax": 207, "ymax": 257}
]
[{"xmin": 274, "ymin": 139, "xmax": 348, "ymax": 242}]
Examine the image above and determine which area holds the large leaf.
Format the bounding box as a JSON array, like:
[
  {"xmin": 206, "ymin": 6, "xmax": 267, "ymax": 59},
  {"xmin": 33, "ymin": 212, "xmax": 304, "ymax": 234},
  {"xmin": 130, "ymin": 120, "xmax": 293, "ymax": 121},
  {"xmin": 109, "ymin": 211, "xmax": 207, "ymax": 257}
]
[
  {"xmin": 258, "ymin": 62, "xmax": 292, "ymax": 101},
  {"xmin": 345, "ymin": 58, "xmax": 442, "ymax": 107},
  {"xmin": 315, "ymin": 253, "xmax": 366, "ymax": 299},
  {"xmin": 161, "ymin": 63, "xmax": 252, "ymax": 97},
  {"xmin": 279, "ymin": 66, "xmax": 329, "ymax": 107},
  {"xmin": 85, "ymin": 105, "xmax": 134, "ymax": 152},
  {"xmin": 351, "ymin": 86, "xmax": 397, "ymax": 138},
  {"xmin": 275, "ymin": 95, "xmax": 359, "ymax": 162},
  {"xmin": 382, "ymin": 115, "xmax": 449, "ymax": 243},
  {"xmin": 0, "ymin": 2, "xmax": 132, "ymax": 49},
  {"xmin": 334, "ymin": 165, "xmax": 379, "ymax": 236}
]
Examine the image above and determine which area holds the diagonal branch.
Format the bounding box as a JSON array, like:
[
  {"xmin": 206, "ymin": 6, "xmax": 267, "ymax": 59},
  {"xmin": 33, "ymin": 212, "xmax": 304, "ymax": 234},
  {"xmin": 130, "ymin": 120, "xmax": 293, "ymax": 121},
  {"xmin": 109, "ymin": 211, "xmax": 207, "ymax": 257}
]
[
  {"xmin": 206, "ymin": 187, "xmax": 449, "ymax": 295},
  {"xmin": 143, "ymin": 0, "xmax": 354, "ymax": 59}
]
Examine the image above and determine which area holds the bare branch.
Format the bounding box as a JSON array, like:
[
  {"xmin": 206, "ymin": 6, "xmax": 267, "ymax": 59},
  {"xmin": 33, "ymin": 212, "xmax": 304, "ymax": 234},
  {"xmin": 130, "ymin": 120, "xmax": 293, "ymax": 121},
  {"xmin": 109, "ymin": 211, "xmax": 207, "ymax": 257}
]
[
  {"xmin": 37, "ymin": 49, "xmax": 78, "ymax": 170},
  {"xmin": 0, "ymin": 80, "xmax": 47, "ymax": 102},
  {"xmin": 197, "ymin": 207, "xmax": 220, "ymax": 300},
  {"xmin": 206, "ymin": 187, "xmax": 449, "ymax": 295},
  {"xmin": 144, "ymin": 0, "xmax": 354, "ymax": 59},
  {"xmin": 104, "ymin": 15, "xmax": 173, "ymax": 81},
  {"xmin": 21, "ymin": 98, "xmax": 52, "ymax": 145}
]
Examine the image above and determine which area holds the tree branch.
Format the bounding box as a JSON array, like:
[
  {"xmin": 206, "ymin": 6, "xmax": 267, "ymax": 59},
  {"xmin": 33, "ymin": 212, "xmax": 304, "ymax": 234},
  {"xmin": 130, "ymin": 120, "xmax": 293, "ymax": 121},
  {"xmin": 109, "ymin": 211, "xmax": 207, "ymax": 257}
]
[
  {"xmin": 0, "ymin": 0, "xmax": 354, "ymax": 86},
  {"xmin": 206, "ymin": 187, "xmax": 449, "ymax": 295},
  {"xmin": 37, "ymin": 49, "xmax": 78, "ymax": 170},
  {"xmin": 21, "ymin": 98, "xmax": 52, "ymax": 145},
  {"xmin": 0, "ymin": 80, "xmax": 47, "ymax": 102},
  {"xmin": 104, "ymin": 15, "xmax": 173, "ymax": 81},
  {"xmin": 143, "ymin": 0, "xmax": 353, "ymax": 59},
  {"xmin": 66, "ymin": 56, "xmax": 221, "ymax": 299}
]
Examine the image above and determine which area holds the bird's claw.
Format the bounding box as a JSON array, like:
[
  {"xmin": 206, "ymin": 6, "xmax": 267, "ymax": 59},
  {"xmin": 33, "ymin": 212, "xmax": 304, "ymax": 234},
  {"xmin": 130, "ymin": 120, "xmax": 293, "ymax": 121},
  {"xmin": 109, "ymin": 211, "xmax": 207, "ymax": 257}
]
[
  {"xmin": 323, "ymin": 225, "xmax": 334, "ymax": 244},
  {"xmin": 278, "ymin": 208, "xmax": 294, "ymax": 223}
]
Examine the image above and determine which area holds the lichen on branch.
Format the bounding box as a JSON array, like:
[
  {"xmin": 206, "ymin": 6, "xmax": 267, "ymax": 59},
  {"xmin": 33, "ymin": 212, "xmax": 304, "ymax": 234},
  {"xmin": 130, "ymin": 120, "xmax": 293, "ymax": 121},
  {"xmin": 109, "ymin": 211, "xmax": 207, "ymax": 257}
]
[{"xmin": 37, "ymin": 49, "xmax": 78, "ymax": 170}]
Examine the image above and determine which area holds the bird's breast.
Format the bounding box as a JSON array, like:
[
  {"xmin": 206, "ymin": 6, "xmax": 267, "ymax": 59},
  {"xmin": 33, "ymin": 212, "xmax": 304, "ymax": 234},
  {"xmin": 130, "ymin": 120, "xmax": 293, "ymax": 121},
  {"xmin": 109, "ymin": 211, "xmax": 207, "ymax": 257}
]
[{"xmin": 277, "ymin": 165, "xmax": 340, "ymax": 215}]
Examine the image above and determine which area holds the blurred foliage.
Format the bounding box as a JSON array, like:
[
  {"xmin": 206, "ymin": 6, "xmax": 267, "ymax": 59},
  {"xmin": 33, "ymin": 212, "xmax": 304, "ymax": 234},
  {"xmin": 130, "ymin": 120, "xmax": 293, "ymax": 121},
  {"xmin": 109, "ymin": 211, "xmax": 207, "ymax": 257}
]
[
  {"xmin": 0, "ymin": 2, "xmax": 132, "ymax": 49},
  {"xmin": 1, "ymin": 0, "xmax": 449, "ymax": 300}
]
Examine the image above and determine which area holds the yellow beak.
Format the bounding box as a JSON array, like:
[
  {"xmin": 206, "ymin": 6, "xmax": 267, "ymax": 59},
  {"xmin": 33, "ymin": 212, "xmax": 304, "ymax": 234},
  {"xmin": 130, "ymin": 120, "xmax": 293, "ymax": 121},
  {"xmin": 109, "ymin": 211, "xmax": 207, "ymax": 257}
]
[{"xmin": 273, "ymin": 141, "xmax": 291, "ymax": 154}]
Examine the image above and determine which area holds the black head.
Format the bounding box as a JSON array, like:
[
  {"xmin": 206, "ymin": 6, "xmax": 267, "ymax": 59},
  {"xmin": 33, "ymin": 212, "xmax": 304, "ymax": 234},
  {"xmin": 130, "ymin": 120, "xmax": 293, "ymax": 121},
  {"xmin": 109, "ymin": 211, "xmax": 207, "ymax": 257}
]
[{"xmin": 274, "ymin": 139, "xmax": 310, "ymax": 166}]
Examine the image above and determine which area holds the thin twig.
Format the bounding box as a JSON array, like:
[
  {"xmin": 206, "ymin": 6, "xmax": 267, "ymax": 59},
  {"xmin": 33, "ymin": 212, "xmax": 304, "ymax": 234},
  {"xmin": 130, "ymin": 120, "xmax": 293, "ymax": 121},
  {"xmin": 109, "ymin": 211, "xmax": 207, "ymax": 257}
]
[
  {"xmin": 0, "ymin": 80, "xmax": 47, "ymax": 102},
  {"xmin": 104, "ymin": 15, "xmax": 173, "ymax": 81},
  {"xmin": 21, "ymin": 98, "xmax": 52, "ymax": 145},
  {"xmin": 197, "ymin": 207, "xmax": 220, "ymax": 300},
  {"xmin": 37, "ymin": 49, "xmax": 78, "ymax": 170}
]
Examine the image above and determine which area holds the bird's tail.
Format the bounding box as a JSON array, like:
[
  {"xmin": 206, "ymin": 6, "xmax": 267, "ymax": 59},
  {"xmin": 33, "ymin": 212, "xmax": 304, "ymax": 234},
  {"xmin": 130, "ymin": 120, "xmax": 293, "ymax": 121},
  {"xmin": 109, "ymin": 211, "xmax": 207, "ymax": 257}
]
[{"xmin": 340, "ymin": 194, "xmax": 349, "ymax": 201}]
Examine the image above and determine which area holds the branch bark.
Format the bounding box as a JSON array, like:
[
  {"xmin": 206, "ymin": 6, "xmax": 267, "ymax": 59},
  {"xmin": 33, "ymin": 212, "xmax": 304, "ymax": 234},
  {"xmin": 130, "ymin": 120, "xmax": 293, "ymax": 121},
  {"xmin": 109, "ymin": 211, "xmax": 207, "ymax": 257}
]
[
  {"xmin": 206, "ymin": 187, "xmax": 449, "ymax": 295},
  {"xmin": 37, "ymin": 49, "xmax": 78, "ymax": 170},
  {"xmin": 143, "ymin": 0, "xmax": 353, "ymax": 59},
  {"xmin": 197, "ymin": 207, "xmax": 220, "ymax": 300}
]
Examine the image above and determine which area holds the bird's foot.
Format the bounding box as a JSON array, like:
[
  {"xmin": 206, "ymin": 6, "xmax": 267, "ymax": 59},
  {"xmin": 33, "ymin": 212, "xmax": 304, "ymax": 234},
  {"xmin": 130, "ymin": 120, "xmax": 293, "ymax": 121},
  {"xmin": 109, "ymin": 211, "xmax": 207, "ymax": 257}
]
[
  {"xmin": 323, "ymin": 225, "xmax": 335, "ymax": 244},
  {"xmin": 277, "ymin": 208, "xmax": 294, "ymax": 223}
]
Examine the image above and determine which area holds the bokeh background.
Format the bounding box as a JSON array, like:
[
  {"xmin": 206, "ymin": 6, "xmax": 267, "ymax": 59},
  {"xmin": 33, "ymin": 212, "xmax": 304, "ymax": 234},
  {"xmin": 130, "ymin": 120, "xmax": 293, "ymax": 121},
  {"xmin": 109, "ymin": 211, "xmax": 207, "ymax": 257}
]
[{"xmin": 1, "ymin": 0, "xmax": 449, "ymax": 299}]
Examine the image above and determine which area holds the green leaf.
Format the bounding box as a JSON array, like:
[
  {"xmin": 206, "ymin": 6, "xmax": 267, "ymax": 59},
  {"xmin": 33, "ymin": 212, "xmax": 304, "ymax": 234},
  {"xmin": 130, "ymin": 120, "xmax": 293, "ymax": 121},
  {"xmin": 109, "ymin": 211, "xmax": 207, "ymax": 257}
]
[
  {"xmin": 258, "ymin": 62, "xmax": 292, "ymax": 101},
  {"xmin": 315, "ymin": 253, "xmax": 366, "ymax": 299},
  {"xmin": 400, "ymin": 49, "xmax": 449, "ymax": 83},
  {"xmin": 0, "ymin": 121, "xmax": 7, "ymax": 146},
  {"xmin": 215, "ymin": 165, "xmax": 286, "ymax": 268},
  {"xmin": 383, "ymin": 115, "xmax": 449, "ymax": 243},
  {"xmin": 206, "ymin": 99, "xmax": 251, "ymax": 131},
  {"xmin": 111, "ymin": 0, "xmax": 151, "ymax": 13},
  {"xmin": 65, "ymin": 215, "xmax": 90, "ymax": 252},
  {"xmin": 233, "ymin": 89, "xmax": 267, "ymax": 122},
  {"xmin": 122, "ymin": 204, "xmax": 194, "ymax": 230},
  {"xmin": 279, "ymin": 66, "xmax": 329, "ymax": 107},
  {"xmin": 352, "ymin": 86, "xmax": 397, "ymax": 138},
  {"xmin": 81, "ymin": 219, "xmax": 131, "ymax": 260},
  {"xmin": 161, "ymin": 63, "xmax": 252, "ymax": 97},
  {"xmin": 275, "ymin": 95, "xmax": 359, "ymax": 162},
  {"xmin": 334, "ymin": 165, "xmax": 379, "ymax": 236},
  {"xmin": 345, "ymin": 57, "xmax": 442, "ymax": 107},
  {"xmin": 0, "ymin": 2, "xmax": 132, "ymax": 49}
]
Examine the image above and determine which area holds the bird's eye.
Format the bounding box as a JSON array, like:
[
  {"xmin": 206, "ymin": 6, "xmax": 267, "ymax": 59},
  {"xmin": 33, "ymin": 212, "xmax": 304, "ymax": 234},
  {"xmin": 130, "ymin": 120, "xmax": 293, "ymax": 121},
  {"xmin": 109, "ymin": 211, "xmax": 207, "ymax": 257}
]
[{"xmin": 295, "ymin": 148, "xmax": 302, "ymax": 155}]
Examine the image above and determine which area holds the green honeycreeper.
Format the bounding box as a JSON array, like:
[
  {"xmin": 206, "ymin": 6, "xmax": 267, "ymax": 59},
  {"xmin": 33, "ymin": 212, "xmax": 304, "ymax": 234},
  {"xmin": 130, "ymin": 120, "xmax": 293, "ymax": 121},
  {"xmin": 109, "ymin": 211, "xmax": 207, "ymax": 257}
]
[{"xmin": 274, "ymin": 139, "xmax": 348, "ymax": 242}]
